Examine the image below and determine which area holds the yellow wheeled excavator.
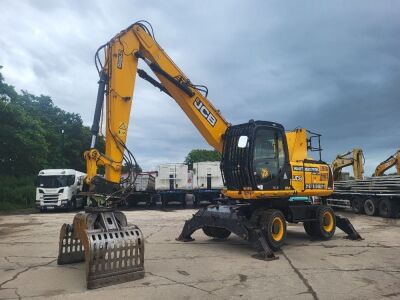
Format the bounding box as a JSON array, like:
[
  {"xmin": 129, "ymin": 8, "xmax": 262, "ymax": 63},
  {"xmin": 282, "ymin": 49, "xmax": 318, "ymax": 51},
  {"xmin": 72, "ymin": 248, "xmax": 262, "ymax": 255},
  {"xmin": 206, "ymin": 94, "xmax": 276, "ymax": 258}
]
[
  {"xmin": 331, "ymin": 148, "xmax": 364, "ymax": 181},
  {"xmin": 57, "ymin": 21, "xmax": 362, "ymax": 289},
  {"xmin": 374, "ymin": 150, "xmax": 400, "ymax": 176}
]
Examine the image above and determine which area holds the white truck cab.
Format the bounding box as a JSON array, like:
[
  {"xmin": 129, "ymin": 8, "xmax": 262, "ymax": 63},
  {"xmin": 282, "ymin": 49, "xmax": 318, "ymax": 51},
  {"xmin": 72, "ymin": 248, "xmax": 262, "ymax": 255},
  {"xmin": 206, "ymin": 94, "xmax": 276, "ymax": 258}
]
[{"xmin": 35, "ymin": 169, "xmax": 86, "ymax": 211}]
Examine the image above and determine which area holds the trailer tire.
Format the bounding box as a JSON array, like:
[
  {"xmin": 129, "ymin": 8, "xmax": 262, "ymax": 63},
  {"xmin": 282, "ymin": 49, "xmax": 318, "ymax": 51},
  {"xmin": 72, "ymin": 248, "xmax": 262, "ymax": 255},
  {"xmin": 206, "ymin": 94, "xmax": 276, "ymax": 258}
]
[
  {"xmin": 378, "ymin": 198, "xmax": 399, "ymax": 218},
  {"xmin": 148, "ymin": 196, "xmax": 156, "ymax": 208},
  {"xmin": 181, "ymin": 194, "xmax": 187, "ymax": 208},
  {"xmin": 364, "ymin": 199, "xmax": 377, "ymax": 216},
  {"xmin": 202, "ymin": 226, "xmax": 231, "ymax": 239},
  {"xmin": 193, "ymin": 195, "xmax": 198, "ymax": 208},
  {"xmin": 351, "ymin": 197, "xmax": 364, "ymax": 214}
]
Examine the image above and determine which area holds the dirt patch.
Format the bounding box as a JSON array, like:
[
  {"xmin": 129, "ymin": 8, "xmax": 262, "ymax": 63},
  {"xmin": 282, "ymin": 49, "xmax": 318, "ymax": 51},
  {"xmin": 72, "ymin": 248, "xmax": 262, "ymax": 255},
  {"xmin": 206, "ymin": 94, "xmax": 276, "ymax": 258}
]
[
  {"xmin": 0, "ymin": 222, "xmax": 44, "ymax": 236},
  {"xmin": 0, "ymin": 222, "xmax": 43, "ymax": 228}
]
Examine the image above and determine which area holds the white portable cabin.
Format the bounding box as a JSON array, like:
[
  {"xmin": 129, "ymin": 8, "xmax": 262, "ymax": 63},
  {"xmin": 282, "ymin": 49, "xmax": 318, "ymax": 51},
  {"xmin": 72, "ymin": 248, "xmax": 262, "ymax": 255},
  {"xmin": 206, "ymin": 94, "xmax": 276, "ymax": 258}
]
[
  {"xmin": 155, "ymin": 163, "xmax": 190, "ymax": 191},
  {"xmin": 192, "ymin": 161, "xmax": 224, "ymax": 190}
]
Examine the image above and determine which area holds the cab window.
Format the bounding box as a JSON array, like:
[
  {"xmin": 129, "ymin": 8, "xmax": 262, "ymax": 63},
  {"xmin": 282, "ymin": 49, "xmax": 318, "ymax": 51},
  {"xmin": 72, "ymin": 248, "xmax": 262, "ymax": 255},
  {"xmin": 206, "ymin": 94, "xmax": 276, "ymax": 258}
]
[{"xmin": 253, "ymin": 128, "xmax": 285, "ymax": 185}]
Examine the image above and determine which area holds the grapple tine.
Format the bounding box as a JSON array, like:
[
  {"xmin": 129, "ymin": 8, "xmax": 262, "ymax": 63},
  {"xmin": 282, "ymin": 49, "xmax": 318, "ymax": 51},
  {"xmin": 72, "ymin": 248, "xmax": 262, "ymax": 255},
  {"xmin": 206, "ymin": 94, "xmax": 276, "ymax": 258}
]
[{"xmin": 57, "ymin": 223, "xmax": 85, "ymax": 265}]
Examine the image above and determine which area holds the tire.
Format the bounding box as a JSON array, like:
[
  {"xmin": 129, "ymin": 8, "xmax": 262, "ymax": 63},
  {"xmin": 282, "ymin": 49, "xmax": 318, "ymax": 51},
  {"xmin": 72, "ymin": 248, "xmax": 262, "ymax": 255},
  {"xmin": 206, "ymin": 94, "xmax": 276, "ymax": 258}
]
[
  {"xmin": 160, "ymin": 195, "xmax": 167, "ymax": 208},
  {"xmin": 260, "ymin": 209, "xmax": 287, "ymax": 251},
  {"xmin": 378, "ymin": 198, "xmax": 399, "ymax": 218},
  {"xmin": 193, "ymin": 195, "xmax": 198, "ymax": 208},
  {"xmin": 303, "ymin": 221, "xmax": 319, "ymax": 237},
  {"xmin": 316, "ymin": 206, "xmax": 336, "ymax": 240},
  {"xmin": 68, "ymin": 198, "xmax": 77, "ymax": 211},
  {"xmin": 202, "ymin": 226, "xmax": 231, "ymax": 239},
  {"xmin": 304, "ymin": 206, "xmax": 336, "ymax": 240},
  {"xmin": 148, "ymin": 196, "xmax": 156, "ymax": 208},
  {"xmin": 351, "ymin": 197, "xmax": 365, "ymax": 214},
  {"xmin": 181, "ymin": 194, "xmax": 187, "ymax": 208},
  {"xmin": 364, "ymin": 199, "xmax": 377, "ymax": 216}
]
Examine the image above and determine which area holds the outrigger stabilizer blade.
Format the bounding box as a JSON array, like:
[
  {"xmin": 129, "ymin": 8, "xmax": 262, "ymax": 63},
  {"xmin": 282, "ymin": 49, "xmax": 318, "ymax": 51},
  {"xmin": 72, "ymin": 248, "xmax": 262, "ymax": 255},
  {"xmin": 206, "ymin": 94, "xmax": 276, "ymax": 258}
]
[
  {"xmin": 58, "ymin": 207, "xmax": 144, "ymax": 289},
  {"xmin": 335, "ymin": 215, "xmax": 363, "ymax": 240}
]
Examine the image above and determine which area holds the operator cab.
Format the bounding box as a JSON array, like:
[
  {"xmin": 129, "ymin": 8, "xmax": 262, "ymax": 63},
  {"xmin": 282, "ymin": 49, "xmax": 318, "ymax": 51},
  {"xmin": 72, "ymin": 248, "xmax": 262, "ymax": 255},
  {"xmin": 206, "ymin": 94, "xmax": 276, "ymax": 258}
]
[{"xmin": 221, "ymin": 120, "xmax": 292, "ymax": 191}]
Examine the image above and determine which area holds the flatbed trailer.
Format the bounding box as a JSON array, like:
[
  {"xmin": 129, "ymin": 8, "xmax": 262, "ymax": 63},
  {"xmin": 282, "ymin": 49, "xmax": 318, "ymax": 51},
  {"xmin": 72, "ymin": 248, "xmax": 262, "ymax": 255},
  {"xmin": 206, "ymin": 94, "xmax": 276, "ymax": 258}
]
[{"xmin": 328, "ymin": 175, "xmax": 400, "ymax": 218}]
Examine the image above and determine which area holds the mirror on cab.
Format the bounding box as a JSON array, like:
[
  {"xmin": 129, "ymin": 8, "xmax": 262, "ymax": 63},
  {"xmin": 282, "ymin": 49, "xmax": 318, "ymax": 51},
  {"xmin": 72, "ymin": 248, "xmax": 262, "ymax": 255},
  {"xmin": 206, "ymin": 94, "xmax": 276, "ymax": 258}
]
[{"xmin": 238, "ymin": 136, "xmax": 248, "ymax": 148}]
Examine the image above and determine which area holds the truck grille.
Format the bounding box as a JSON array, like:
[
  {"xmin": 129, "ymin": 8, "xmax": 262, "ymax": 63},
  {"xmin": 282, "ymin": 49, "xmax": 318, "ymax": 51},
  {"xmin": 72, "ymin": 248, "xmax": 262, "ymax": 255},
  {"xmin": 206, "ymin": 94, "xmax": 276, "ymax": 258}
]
[{"xmin": 43, "ymin": 194, "xmax": 59, "ymax": 204}]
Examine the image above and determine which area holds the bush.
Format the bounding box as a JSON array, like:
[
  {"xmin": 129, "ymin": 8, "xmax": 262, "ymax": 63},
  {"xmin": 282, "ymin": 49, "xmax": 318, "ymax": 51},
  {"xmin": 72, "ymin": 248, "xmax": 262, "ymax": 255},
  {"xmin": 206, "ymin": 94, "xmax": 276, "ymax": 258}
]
[{"xmin": 0, "ymin": 175, "xmax": 35, "ymax": 209}]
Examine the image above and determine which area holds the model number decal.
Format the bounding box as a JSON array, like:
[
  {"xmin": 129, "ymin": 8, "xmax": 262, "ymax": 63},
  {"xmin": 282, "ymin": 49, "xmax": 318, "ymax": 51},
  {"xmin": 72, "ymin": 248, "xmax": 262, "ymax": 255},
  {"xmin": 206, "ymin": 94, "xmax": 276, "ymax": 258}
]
[
  {"xmin": 293, "ymin": 166, "xmax": 319, "ymax": 173},
  {"xmin": 305, "ymin": 183, "xmax": 325, "ymax": 189},
  {"xmin": 194, "ymin": 98, "xmax": 217, "ymax": 127}
]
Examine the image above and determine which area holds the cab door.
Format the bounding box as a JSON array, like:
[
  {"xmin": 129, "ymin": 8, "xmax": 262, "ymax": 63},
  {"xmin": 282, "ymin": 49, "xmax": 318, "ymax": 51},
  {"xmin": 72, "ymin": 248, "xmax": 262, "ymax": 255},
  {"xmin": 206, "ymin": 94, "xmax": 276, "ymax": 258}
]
[{"xmin": 252, "ymin": 128, "xmax": 290, "ymax": 190}]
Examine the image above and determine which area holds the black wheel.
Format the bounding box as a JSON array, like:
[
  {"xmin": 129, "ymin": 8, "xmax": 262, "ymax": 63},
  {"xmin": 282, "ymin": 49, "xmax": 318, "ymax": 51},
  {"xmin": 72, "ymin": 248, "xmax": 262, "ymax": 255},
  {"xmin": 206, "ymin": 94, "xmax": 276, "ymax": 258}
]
[
  {"xmin": 160, "ymin": 195, "xmax": 167, "ymax": 208},
  {"xmin": 364, "ymin": 198, "xmax": 377, "ymax": 216},
  {"xmin": 181, "ymin": 194, "xmax": 187, "ymax": 208},
  {"xmin": 148, "ymin": 197, "xmax": 156, "ymax": 208},
  {"xmin": 304, "ymin": 206, "xmax": 336, "ymax": 240},
  {"xmin": 68, "ymin": 198, "xmax": 77, "ymax": 211},
  {"xmin": 317, "ymin": 206, "xmax": 336, "ymax": 240},
  {"xmin": 378, "ymin": 198, "xmax": 399, "ymax": 218},
  {"xmin": 72, "ymin": 197, "xmax": 77, "ymax": 210},
  {"xmin": 202, "ymin": 226, "xmax": 231, "ymax": 239},
  {"xmin": 260, "ymin": 209, "xmax": 287, "ymax": 251},
  {"xmin": 351, "ymin": 197, "xmax": 365, "ymax": 214},
  {"xmin": 303, "ymin": 221, "xmax": 319, "ymax": 237}
]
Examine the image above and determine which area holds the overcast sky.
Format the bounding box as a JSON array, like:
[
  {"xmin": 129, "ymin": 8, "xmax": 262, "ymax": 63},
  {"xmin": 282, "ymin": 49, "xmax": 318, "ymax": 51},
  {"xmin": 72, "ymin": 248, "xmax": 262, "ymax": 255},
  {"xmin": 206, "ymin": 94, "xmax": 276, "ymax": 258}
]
[{"xmin": 1, "ymin": 0, "xmax": 399, "ymax": 175}]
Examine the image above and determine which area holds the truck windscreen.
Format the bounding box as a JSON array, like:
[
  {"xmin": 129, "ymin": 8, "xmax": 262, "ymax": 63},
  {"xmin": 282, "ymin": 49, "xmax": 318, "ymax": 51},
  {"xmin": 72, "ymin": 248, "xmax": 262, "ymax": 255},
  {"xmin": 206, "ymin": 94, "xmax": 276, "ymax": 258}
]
[{"xmin": 37, "ymin": 175, "xmax": 75, "ymax": 188}]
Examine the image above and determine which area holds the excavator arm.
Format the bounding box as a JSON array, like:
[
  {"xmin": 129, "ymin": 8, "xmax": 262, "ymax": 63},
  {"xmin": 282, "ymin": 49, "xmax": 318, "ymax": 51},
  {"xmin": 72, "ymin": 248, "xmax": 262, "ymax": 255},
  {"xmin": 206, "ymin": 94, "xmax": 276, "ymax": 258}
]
[
  {"xmin": 331, "ymin": 148, "xmax": 364, "ymax": 181},
  {"xmin": 374, "ymin": 150, "xmax": 400, "ymax": 176},
  {"xmin": 86, "ymin": 21, "xmax": 228, "ymax": 187}
]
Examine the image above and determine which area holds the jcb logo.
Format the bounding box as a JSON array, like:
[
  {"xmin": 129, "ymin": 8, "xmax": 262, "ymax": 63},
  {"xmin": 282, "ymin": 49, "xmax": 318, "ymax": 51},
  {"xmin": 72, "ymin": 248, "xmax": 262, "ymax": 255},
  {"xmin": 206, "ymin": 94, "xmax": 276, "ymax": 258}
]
[{"xmin": 194, "ymin": 98, "xmax": 217, "ymax": 127}]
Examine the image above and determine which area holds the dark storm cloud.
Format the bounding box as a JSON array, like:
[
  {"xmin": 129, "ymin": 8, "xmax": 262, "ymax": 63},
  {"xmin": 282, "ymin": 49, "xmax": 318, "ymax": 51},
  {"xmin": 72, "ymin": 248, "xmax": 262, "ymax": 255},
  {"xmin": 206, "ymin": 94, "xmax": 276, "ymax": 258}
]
[{"xmin": 1, "ymin": 0, "xmax": 399, "ymax": 173}]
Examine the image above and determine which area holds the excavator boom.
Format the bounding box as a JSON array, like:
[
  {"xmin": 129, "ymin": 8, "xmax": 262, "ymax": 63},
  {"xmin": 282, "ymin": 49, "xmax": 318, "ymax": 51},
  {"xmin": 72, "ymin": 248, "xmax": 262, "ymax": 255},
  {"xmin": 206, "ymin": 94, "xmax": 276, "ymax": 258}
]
[
  {"xmin": 86, "ymin": 22, "xmax": 228, "ymax": 186},
  {"xmin": 331, "ymin": 148, "xmax": 364, "ymax": 181},
  {"xmin": 374, "ymin": 150, "xmax": 400, "ymax": 176}
]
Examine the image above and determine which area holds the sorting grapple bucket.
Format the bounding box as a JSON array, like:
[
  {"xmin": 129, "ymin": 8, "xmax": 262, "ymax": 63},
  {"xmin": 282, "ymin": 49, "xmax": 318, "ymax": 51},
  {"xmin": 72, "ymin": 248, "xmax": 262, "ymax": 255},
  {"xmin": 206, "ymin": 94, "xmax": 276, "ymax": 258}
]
[{"xmin": 58, "ymin": 207, "xmax": 144, "ymax": 289}]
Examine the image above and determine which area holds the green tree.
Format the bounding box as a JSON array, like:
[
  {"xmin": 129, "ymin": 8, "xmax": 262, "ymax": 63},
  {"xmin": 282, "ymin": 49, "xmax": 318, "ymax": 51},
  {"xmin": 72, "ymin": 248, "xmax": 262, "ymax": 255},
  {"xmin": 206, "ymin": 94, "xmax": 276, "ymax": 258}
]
[
  {"xmin": 0, "ymin": 66, "xmax": 105, "ymax": 208},
  {"xmin": 184, "ymin": 149, "xmax": 221, "ymax": 169}
]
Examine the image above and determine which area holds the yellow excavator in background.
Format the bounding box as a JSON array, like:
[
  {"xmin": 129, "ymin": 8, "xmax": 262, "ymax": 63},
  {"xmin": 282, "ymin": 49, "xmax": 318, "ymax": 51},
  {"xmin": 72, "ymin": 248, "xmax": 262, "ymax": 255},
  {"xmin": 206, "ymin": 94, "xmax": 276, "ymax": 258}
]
[
  {"xmin": 57, "ymin": 21, "xmax": 361, "ymax": 289},
  {"xmin": 374, "ymin": 150, "xmax": 400, "ymax": 176},
  {"xmin": 331, "ymin": 148, "xmax": 364, "ymax": 181}
]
